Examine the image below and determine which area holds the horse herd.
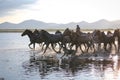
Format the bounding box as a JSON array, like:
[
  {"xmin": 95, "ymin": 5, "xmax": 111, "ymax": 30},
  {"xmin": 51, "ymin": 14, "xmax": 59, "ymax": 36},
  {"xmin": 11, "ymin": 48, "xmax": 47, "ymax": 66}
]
[{"xmin": 21, "ymin": 25, "xmax": 120, "ymax": 55}]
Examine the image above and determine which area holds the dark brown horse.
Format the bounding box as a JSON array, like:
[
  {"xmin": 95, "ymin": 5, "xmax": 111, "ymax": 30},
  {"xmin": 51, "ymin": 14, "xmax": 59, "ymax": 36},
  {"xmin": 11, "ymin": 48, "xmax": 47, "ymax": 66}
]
[
  {"xmin": 113, "ymin": 29, "xmax": 120, "ymax": 52},
  {"xmin": 93, "ymin": 30, "xmax": 116, "ymax": 51},
  {"xmin": 71, "ymin": 31, "xmax": 95, "ymax": 53},
  {"xmin": 62, "ymin": 28, "xmax": 72, "ymax": 49}
]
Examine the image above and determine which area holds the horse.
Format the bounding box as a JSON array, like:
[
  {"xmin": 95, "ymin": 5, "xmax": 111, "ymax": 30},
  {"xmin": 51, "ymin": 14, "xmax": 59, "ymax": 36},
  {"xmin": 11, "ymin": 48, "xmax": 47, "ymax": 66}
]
[
  {"xmin": 100, "ymin": 31, "xmax": 116, "ymax": 51},
  {"xmin": 33, "ymin": 29, "xmax": 48, "ymax": 50},
  {"xmin": 113, "ymin": 29, "xmax": 120, "ymax": 52},
  {"xmin": 62, "ymin": 28, "xmax": 72, "ymax": 49},
  {"xmin": 21, "ymin": 29, "xmax": 38, "ymax": 49},
  {"xmin": 40, "ymin": 30, "xmax": 63, "ymax": 53},
  {"xmin": 70, "ymin": 26, "xmax": 95, "ymax": 53},
  {"xmin": 73, "ymin": 31, "xmax": 95, "ymax": 53},
  {"xmin": 92, "ymin": 30, "xmax": 105, "ymax": 50},
  {"xmin": 21, "ymin": 29, "xmax": 45, "ymax": 49}
]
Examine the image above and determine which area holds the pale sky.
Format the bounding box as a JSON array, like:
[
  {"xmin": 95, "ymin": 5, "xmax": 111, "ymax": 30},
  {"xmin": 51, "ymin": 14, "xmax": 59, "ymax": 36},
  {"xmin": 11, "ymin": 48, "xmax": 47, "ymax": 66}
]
[{"xmin": 0, "ymin": 0, "xmax": 120, "ymax": 24}]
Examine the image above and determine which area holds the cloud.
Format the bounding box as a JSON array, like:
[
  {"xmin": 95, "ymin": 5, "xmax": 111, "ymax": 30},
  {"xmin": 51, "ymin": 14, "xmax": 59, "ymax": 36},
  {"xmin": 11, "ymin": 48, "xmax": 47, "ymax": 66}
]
[{"xmin": 0, "ymin": 0, "xmax": 37, "ymax": 17}]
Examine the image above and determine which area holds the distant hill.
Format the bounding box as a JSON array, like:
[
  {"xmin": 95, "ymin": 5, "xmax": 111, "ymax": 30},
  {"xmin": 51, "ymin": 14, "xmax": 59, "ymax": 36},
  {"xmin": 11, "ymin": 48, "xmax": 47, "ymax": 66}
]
[{"xmin": 0, "ymin": 19, "xmax": 120, "ymax": 29}]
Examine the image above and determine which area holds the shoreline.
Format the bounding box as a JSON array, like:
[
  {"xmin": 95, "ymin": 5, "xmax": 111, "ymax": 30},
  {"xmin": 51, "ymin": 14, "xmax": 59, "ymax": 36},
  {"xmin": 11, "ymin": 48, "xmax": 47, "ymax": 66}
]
[{"xmin": 0, "ymin": 28, "xmax": 115, "ymax": 33}]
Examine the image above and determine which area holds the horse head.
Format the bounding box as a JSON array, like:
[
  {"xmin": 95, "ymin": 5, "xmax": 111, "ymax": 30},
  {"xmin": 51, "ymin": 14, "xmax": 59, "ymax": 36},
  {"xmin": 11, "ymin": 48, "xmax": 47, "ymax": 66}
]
[{"xmin": 21, "ymin": 29, "xmax": 32, "ymax": 36}]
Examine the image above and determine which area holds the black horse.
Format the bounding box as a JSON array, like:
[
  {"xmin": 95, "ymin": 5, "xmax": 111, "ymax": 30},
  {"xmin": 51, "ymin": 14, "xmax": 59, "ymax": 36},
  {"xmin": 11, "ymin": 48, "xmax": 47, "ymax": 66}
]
[
  {"xmin": 40, "ymin": 30, "xmax": 63, "ymax": 53},
  {"xmin": 33, "ymin": 29, "xmax": 48, "ymax": 50},
  {"xmin": 21, "ymin": 29, "xmax": 43, "ymax": 49}
]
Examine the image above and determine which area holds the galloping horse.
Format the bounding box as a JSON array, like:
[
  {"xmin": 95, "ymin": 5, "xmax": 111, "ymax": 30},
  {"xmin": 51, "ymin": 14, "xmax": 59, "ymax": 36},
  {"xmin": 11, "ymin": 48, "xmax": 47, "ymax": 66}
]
[
  {"xmin": 33, "ymin": 29, "xmax": 47, "ymax": 50},
  {"xmin": 113, "ymin": 29, "xmax": 120, "ymax": 52},
  {"xmin": 62, "ymin": 28, "xmax": 72, "ymax": 49},
  {"xmin": 40, "ymin": 30, "xmax": 63, "ymax": 53},
  {"xmin": 101, "ymin": 31, "xmax": 116, "ymax": 51},
  {"xmin": 71, "ymin": 31, "xmax": 95, "ymax": 53},
  {"xmin": 93, "ymin": 30, "xmax": 116, "ymax": 51},
  {"xmin": 70, "ymin": 25, "xmax": 95, "ymax": 53},
  {"xmin": 21, "ymin": 29, "xmax": 42, "ymax": 49}
]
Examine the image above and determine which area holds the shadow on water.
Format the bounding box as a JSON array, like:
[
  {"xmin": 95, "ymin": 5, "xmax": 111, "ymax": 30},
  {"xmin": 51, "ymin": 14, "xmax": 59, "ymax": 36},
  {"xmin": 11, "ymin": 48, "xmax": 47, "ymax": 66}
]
[{"xmin": 22, "ymin": 50, "xmax": 120, "ymax": 80}]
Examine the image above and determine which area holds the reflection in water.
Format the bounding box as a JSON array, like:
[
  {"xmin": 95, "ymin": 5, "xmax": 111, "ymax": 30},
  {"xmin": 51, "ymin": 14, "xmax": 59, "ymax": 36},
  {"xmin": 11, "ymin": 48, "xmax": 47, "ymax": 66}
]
[{"xmin": 22, "ymin": 51, "xmax": 120, "ymax": 80}]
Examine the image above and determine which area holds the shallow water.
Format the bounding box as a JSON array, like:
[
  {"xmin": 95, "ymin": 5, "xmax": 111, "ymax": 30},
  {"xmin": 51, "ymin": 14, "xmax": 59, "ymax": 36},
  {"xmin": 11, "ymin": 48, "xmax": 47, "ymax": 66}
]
[{"xmin": 0, "ymin": 33, "xmax": 120, "ymax": 80}]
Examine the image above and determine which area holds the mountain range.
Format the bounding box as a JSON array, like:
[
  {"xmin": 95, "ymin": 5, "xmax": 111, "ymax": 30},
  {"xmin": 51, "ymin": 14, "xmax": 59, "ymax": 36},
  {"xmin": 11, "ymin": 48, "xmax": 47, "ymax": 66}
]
[{"xmin": 0, "ymin": 19, "xmax": 120, "ymax": 29}]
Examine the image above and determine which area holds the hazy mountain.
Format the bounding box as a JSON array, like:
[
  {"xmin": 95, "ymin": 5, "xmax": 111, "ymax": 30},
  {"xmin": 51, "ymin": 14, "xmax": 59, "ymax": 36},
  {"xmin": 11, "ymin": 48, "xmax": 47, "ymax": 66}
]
[{"xmin": 0, "ymin": 19, "xmax": 120, "ymax": 29}]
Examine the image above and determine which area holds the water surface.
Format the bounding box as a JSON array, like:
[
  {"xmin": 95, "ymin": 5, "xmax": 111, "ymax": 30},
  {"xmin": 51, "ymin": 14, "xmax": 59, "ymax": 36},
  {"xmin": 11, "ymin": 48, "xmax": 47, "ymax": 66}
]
[{"xmin": 0, "ymin": 33, "xmax": 120, "ymax": 80}]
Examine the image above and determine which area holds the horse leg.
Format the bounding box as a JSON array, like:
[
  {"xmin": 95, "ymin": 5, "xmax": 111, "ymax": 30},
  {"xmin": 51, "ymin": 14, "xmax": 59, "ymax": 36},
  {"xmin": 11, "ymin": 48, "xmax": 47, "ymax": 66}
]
[
  {"xmin": 61, "ymin": 53, "xmax": 66, "ymax": 58},
  {"xmin": 118, "ymin": 44, "xmax": 120, "ymax": 52},
  {"xmin": 84, "ymin": 43, "xmax": 87, "ymax": 50},
  {"xmin": 29, "ymin": 42, "xmax": 33, "ymax": 49},
  {"xmin": 41, "ymin": 43, "xmax": 51, "ymax": 51},
  {"xmin": 98, "ymin": 43, "xmax": 101, "ymax": 50},
  {"xmin": 118, "ymin": 41, "xmax": 120, "ymax": 52},
  {"xmin": 90, "ymin": 43, "xmax": 95, "ymax": 53},
  {"xmin": 41, "ymin": 43, "xmax": 45, "ymax": 51},
  {"xmin": 86, "ymin": 43, "xmax": 90, "ymax": 53},
  {"xmin": 93, "ymin": 44, "xmax": 96, "ymax": 53},
  {"xmin": 70, "ymin": 43, "xmax": 74, "ymax": 50},
  {"xmin": 58, "ymin": 42, "xmax": 62, "ymax": 53},
  {"xmin": 109, "ymin": 43, "xmax": 112, "ymax": 50},
  {"xmin": 113, "ymin": 42, "xmax": 117, "ymax": 50},
  {"xmin": 33, "ymin": 43, "xmax": 35, "ymax": 50},
  {"xmin": 51, "ymin": 43, "xmax": 59, "ymax": 53},
  {"xmin": 79, "ymin": 44, "xmax": 84, "ymax": 53},
  {"xmin": 43, "ymin": 43, "xmax": 49, "ymax": 54},
  {"xmin": 104, "ymin": 43, "xmax": 107, "ymax": 51},
  {"xmin": 75, "ymin": 44, "xmax": 78, "ymax": 52}
]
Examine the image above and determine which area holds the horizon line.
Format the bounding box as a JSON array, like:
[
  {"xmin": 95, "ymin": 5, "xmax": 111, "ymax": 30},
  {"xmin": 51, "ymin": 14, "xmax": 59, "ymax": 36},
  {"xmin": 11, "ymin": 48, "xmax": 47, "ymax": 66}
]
[{"xmin": 0, "ymin": 19, "xmax": 120, "ymax": 24}]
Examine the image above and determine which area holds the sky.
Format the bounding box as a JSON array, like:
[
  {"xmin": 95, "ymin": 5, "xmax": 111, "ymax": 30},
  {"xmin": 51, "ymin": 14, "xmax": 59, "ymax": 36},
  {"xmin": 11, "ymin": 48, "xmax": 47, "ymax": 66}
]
[{"xmin": 0, "ymin": 0, "xmax": 120, "ymax": 24}]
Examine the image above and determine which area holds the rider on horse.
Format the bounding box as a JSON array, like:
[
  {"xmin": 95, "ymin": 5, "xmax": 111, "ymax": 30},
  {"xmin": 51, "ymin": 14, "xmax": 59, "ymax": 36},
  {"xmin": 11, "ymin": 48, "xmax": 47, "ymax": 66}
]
[{"xmin": 76, "ymin": 25, "xmax": 81, "ymax": 36}]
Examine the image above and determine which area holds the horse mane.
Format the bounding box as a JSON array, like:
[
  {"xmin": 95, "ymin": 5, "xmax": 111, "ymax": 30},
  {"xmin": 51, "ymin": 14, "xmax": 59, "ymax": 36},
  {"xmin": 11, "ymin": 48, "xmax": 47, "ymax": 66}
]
[
  {"xmin": 21, "ymin": 29, "xmax": 33, "ymax": 36},
  {"xmin": 33, "ymin": 29, "xmax": 39, "ymax": 33},
  {"xmin": 55, "ymin": 30, "xmax": 62, "ymax": 34},
  {"xmin": 26, "ymin": 29, "xmax": 32, "ymax": 33},
  {"xmin": 40, "ymin": 29, "xmax": 51, "ymax": 40},
  {"xmin": 41, "ymin": 29, "xmax": 49, "ymax": 34}
]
